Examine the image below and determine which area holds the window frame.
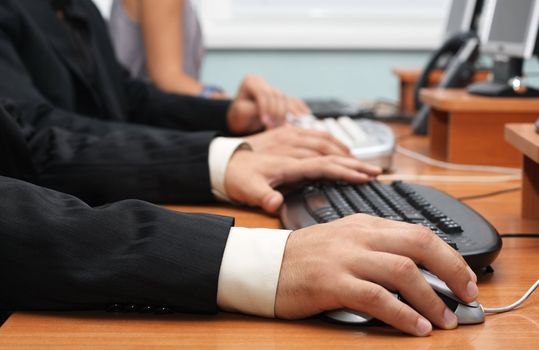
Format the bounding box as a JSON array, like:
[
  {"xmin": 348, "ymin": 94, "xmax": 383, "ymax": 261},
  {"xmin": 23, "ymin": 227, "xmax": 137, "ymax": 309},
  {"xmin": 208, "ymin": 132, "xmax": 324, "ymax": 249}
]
[{"xmin": 197, "ymin": 0, "xmax": 452, "ymax": 50}]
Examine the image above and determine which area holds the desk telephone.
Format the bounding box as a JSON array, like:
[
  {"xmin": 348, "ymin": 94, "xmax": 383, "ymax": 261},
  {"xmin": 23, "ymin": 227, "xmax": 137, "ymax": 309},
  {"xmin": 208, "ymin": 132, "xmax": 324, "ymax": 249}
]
[{"xmin": 412, "ymin": 32, "xmax": 480, "ymax": 134}]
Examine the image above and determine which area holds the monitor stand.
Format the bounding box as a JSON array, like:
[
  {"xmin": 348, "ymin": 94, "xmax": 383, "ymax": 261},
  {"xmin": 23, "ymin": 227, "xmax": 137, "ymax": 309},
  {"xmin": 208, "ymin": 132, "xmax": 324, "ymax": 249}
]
[{"xmin": 467, "ymin": 57, "xmax": 539, "ymax": 97}]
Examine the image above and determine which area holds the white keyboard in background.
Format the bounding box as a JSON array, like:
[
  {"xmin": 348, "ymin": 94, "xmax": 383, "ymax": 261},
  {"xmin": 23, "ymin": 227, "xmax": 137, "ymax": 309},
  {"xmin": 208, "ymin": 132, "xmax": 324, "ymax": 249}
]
[{"xmin": 289, "ymin": 115, "xmax": 396, "ymax": 170}]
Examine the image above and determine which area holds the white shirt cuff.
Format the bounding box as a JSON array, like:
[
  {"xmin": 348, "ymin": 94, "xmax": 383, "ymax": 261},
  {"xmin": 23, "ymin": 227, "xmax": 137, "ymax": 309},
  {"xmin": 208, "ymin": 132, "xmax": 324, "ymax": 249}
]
[
  {"xmin": 217, "ymin": 227, "xmax": 292, "ymax": 318},
  {"xmin": 208, "ymin": 137, "xmax": 250, "ymax": 202}
]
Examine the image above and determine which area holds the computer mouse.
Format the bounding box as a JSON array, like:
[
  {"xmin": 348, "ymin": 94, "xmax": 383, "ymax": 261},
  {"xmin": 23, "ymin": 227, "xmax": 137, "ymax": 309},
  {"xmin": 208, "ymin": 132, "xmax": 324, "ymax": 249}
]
[{"xmin": 325, "ymin": 269, "xmax": 485, "ymax": 325}]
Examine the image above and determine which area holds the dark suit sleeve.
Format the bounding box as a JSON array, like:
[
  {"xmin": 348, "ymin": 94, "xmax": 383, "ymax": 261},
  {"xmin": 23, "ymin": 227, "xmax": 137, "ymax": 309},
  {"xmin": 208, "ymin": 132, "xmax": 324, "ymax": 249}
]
[
  {"xmin": 2, "ymin": 102, "xmax": 218, "ymax": 205},
  {"xmin": 0, "ymin": 175, "xmax": 233, "ymax": 313},
  {"xmin": 123, "ymin": 75, "xmax": 232, "ymax": 133}
]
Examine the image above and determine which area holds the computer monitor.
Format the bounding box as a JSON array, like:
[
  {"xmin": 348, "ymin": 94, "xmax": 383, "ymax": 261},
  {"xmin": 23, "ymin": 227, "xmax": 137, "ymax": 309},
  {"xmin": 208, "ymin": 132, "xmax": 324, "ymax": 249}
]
[
  {"xmin": 468, "ymin": 0, "xmax": 539, "ymax": 97},
  {"xmin": 444, "ymin": 0, "xmax": 479, "ymax": 38}
]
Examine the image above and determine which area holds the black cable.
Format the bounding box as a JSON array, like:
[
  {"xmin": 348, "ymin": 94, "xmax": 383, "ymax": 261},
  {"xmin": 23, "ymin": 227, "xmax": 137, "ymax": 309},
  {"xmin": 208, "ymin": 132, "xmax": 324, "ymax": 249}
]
[
  {"xmin": 500, "ymin": 234, "xmax": 539, "ymax": 238},
  {"xmin": 458, "ymin": 187, "xmax": 521, "ymax": 201}
]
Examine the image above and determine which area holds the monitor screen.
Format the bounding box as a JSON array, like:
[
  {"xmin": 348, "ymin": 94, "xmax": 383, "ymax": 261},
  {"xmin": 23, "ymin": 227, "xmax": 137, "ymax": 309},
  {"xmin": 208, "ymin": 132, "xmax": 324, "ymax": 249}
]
[
  {"xmin": 446, "ymin": 0, "xmax": 476, "ymax": 36},
  {"xmin": 481, "ymin": 0, "xmax": 539, "ymax": 58},
  {"xmin": 487, "ymin": 0, "xmax": 534, "ymax": 44}
]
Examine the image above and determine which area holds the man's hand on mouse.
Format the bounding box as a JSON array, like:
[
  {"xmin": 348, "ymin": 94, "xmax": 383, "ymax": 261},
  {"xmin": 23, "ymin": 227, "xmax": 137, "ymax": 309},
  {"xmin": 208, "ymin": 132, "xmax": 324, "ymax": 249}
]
[{"xmin": 274, "ymin": 214, "xmax": 479, "ymax": 337}]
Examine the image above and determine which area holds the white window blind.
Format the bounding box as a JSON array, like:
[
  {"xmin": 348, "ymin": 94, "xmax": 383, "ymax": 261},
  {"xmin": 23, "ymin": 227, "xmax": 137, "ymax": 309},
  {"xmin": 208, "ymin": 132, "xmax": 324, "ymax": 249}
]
[{"xmin": 198, "ymin": 0, "xmax": 451, "ymax": 49}]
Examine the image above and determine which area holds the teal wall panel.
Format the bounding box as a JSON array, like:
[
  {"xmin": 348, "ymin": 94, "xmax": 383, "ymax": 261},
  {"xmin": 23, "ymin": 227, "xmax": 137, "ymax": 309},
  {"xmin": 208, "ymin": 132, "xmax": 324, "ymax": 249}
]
[
  {"xmin": 202, "ymin": 50, "xmax": 539, "ymax": 103},
  {"xmin": 202, "ymin": 50, "xmax": 430, "ymax": 102}
]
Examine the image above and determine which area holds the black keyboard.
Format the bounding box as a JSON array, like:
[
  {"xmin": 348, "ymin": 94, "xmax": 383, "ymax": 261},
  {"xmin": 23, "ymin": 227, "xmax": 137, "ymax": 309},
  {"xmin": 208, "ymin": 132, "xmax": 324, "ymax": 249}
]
[{"xmin": 281, "ymin": 181, "xmax": 502, "ymax": 270}]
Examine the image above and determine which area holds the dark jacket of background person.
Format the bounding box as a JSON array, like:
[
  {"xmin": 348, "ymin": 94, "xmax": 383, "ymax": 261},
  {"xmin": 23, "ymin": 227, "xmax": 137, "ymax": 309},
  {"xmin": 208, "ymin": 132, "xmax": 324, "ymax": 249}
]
[{"xmin": 0, "ymin": 0, "xmax": 231, "ymax": 134}]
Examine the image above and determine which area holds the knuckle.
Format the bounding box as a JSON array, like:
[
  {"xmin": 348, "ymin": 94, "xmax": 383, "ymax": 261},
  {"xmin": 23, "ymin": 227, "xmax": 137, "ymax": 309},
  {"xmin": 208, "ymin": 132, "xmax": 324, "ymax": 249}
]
[
  {"xmin": 450, "ymin": 258, "xmax": 468, "ymax": 277},
  {"xmin": 361, "ymin": 285, "xmax": 386, "ymax": 307},
  {"xmin": 392, "ymin": 302, "xmax": 411, "ymax": 323},
  {"xmin": 412, "ymin": 226, "xmax": 435, "ymax": 251},
  {"xmin": 326, "ymin": 155, "xmax": 340, "ymax": 162},
  {"xmin": 393, "ymin": 257, "xmax": 417, "ymax": 277}
]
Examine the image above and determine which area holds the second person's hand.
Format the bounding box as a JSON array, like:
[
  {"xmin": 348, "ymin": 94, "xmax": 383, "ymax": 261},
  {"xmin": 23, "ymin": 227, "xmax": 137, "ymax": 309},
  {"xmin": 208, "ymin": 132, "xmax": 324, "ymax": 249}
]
[{"xmin": 224, "ymin": 150, "xmax": 380, "ymax": 213}]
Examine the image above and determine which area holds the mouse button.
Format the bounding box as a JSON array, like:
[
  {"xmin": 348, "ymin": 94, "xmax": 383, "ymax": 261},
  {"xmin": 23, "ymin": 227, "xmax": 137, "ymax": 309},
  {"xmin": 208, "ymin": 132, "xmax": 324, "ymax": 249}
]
[
  {"xmin": 436, "ymin": 292, "xmax": 460, "ymax": 311},
  {"xmin": 421, "ymin": 270, "xmax": 451, "ymax": 291},
  {"xmin": 420, "ymin": 270, "xmax": 469, "ymax": 304}
]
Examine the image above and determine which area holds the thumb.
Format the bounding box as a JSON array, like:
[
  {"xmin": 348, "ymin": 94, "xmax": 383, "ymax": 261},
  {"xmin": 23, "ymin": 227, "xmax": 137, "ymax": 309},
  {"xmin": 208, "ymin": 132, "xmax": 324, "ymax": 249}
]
[{"xmin": 244, "ymin": 174, "xmax": 284, "ymax": 214}]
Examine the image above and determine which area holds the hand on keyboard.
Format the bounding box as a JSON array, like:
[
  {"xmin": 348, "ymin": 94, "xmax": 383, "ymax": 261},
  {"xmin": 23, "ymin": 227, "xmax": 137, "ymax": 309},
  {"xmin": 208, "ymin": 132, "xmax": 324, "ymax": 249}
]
[
  {"xmin": 288, "ymin": 115, "xmax": 396, "ymax": 169},
  {"xmin": 274, "ymin": 214, "xmax": 479, "ymax": 336},
  {"xmin": 245, "ymin": 124, "xmax": 354, "ymax": 158},
  {"xmin": 225, "ymin": 150, "xmax": 380, "ymax": 213}
]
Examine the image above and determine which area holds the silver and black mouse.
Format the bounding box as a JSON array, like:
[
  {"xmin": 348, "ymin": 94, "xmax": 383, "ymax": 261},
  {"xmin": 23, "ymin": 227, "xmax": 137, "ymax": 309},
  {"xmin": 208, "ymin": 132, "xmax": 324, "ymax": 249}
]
[{"xmin": 325, "ymin": 269, "xmax": 485, "ymax": 325}]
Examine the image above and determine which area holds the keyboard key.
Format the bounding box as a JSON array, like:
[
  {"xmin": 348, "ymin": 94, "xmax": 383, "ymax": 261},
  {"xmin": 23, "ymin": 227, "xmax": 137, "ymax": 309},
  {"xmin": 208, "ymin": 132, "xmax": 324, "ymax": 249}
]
[
  {"xmin": 322, "ymin": 185, "xmax": 356, "ymax": 217},
  {"xmin": 337, "ymin": 116, "xmax": 369, "ymax": 147},
  {"xmin": 322, "ymin": 118, "xmax": 355, "ymax": 149},
  {"xmin": 338, "ymin": 184, "xmax": 377, "ymax": 215},
  {"xmin": 355, "ymin": 185, "xmax": 403, "ymax": 221}
]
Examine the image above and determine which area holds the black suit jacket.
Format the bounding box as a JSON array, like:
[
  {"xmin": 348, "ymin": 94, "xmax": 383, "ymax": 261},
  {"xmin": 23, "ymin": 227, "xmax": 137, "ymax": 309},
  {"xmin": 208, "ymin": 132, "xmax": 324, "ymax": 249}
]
[
  {"xmin": 0, "ymin": 174, "xmax": 233, "ymax": 314},
  {"xmin": 0, "ymin": 0, "xmax": 231, "ymax": 133}
]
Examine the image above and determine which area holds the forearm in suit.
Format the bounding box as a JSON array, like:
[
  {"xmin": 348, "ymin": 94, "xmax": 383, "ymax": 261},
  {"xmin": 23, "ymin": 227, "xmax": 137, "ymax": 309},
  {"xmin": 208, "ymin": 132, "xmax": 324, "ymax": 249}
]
[
  {"xmin": 0, "ymin": 176, "xmax": 233, "ymax": 313},
  {"xmin": 1, "ymin": 102, "xmax": 218, "ymax": 205},
  {"xmin": 123, "ymin": 74, "xmax": 232, "ymax": 133}
]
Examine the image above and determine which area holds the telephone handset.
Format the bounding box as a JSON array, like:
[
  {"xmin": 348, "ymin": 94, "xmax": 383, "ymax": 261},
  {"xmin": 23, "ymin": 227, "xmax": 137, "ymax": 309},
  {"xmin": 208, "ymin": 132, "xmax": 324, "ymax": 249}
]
[
  {"xmin": 413, "ymin": 32, "xmax": 478, "ymax": 111},
  {"xmin": 412, "ymin": 32, "xmax": 480, "ymax": 134}
]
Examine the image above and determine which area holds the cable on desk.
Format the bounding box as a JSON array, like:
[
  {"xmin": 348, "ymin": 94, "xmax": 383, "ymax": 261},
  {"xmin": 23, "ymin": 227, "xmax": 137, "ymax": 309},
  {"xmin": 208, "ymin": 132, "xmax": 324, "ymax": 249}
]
[
  {"xmin": 379, "ymin": 174, "xmax": 521, "ymax": 183},
  {"xmin": 396, "ymin": 146, "xmax": 522, "ymax": 175},
  {"xmin": 484, "ymin": 280, "xmax": 539, "ymax": 314},
  {"xmin": 499, "ymin": 233, "xmax": 539, "ymax": 238},
  {"xmin": 396, "ymin": 132, "xmax": 415, "ymax": 142},
  {"xmin": 458, "ymin": 187, "xmax": 521, "ymax": 201}
]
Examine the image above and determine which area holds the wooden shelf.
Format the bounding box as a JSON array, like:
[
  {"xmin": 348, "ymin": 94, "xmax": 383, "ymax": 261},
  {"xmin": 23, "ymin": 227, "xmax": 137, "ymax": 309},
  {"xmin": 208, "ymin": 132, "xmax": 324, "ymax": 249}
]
[
  {"xmin": 506, "ymin": 123, "xmax": 539, "ymax": 219},
  {"xmin": 393, "ymin": 68, "xmax": 489, "ymax": 115},
  {"xmin": 420, "ymin": 89, "xmax": 539, "ymax": 166}
]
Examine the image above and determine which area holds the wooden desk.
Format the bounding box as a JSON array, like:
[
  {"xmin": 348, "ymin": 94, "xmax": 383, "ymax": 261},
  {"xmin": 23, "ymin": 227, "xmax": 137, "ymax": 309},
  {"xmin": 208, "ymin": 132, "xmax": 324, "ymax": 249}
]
[
  {"xmin": 420, "ymin": 89, "xmax": 539, "ymax": 167},
  {"xmin": 393, "ymin": 68, "xmax": 489, "ymax": 116},
  {"xmin": 1, "ymin": 124, "xmax": 539, "ymax": 349},
  {"xmin": 506, "ymin": 124, "xmax": 539, "ymax": 219}
]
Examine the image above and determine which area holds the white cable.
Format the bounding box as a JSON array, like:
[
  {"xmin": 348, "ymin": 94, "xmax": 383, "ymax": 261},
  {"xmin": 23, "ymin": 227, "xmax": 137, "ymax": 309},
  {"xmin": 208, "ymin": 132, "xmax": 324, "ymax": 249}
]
[
  {"xmin": 484, "ymin": 280, "xmax": 539, "ymax": 314},
  {"xmin": 379, "ymin": 174, "xmax": 521, "ymax": 183},
  {"xmin": 396, "ymin": 146, "xmax": 521, "ymax": 175}
]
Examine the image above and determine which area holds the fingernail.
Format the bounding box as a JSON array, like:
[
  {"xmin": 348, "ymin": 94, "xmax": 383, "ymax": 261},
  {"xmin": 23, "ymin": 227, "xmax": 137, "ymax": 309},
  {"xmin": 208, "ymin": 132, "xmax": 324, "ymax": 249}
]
[
  {"xmin": 262, "ymin": 115, "xmax": 272, "ymax": 126},
  {"xmin": 265, "ymin": 194, "xmax": 282, "ymax": 211},
  {"xmin": 416, "ymin": 318, "xmax": 432, "ymax": 336},
  {"xmin": 467, "ymin": 266, "xmax": 478, "ymax": 283},
  {"xmin": 372, "ymin": 166, "xmax": 383, "ymax": 174},
  {"xmin": 443, "ymin": 307, "xmax": 458, "ymax": 329},
  {"xmin": 467, "ymin": 281, "xmax": 479, "ymax": 299}
]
